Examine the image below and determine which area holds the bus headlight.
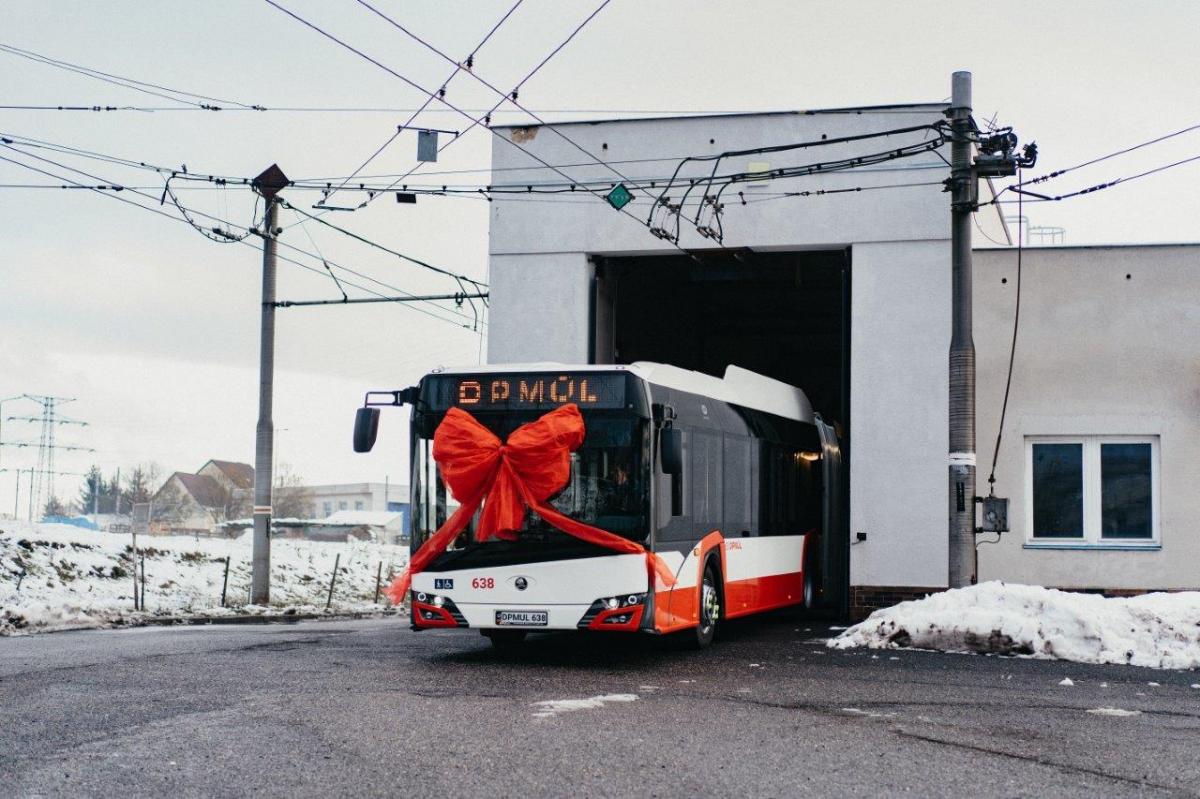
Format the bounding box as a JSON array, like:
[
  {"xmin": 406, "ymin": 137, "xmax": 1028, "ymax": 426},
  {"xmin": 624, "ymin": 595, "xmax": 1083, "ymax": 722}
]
[{"xmin": 578, "ymin": 593, "xmax": 647, "ymax": 629}]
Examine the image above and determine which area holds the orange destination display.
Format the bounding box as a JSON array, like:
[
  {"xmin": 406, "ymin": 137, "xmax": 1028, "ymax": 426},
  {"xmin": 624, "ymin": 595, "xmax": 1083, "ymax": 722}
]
[{"xmin": 424, "ymin": 372, "xmax": 628, "ymax": 412}]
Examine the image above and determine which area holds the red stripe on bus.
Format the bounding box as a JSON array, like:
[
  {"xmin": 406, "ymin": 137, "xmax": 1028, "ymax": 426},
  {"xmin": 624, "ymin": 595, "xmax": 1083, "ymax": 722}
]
[{"xmin": 723, "ymin": 571, "xmax": 805, "ymax": 619}]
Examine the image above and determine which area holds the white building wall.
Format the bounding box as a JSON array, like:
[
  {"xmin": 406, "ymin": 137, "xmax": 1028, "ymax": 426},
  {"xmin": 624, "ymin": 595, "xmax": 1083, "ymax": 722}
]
[
  {"xmin": 307, "ymin": 483, "xmax": 408, "ymax": 517},
  {"xmin": 488, "ymin": 252, "xmax": 594, "ymax": 364},
  {"xmin": 849, "ymin": 240, "xmax": 949, "ymax": 587},
  {"xmin": 486, "ymin": 108, "xmax": 963, "ymax": 591},
  {"xmin": 975, "ymin": 244, "xmax": 1200, "ymax": 590}
]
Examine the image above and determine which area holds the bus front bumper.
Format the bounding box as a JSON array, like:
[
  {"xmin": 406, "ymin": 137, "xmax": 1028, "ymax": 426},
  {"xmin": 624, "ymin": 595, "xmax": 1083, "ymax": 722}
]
[{"xmin": 410, "ymin": 590, "xmax": 647, "ymax": 632}]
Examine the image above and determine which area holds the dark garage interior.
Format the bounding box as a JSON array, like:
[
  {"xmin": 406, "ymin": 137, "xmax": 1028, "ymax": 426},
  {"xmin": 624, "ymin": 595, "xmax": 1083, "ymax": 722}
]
[{"xmin": 593, "ymin": 249, "xmax": 850, "ymax": 436}]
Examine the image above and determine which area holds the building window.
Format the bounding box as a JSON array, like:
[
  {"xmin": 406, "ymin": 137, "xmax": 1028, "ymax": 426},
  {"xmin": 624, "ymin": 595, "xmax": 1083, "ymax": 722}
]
[
  {"xmin": 339, "ymin": 501, "xmax": 348, "ymax": 510},
  {"xmin": 323, "ymin": 502, "xmax": 332, "ymax": 517},
  {"xmin": 1026, "ymin": 437, "xmax": 1158, "ymax": 546},
  {"xmin": 354, "ymin": 501, "xmax": 364, "ymax": 511}
]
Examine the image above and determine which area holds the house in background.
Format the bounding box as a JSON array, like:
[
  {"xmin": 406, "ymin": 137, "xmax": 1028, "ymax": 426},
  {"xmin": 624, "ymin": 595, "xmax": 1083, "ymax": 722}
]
[
  {"xmin": 200, "ymin": 460, "xmax": 254, "ymax": 495},
  {"xmin": 151, "ymin": 460, "xmax": 253, "ymax": 536}
]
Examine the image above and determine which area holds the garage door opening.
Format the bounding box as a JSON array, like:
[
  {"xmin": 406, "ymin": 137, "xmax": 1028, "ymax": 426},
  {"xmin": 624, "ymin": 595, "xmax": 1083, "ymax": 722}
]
[{"xmin": 591, "ymin": 249, "xmax": 851, "ymax": 617}]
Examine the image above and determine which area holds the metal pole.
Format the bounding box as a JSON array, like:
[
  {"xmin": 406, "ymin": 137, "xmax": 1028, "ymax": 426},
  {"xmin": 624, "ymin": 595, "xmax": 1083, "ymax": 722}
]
[
  {"xmin": 948, "ymin": 70, "xmax": 977, "ymax": 588},
  {"xmin": 28, "ymin": 467, "xmax": 34, "ymax": 521},
  {"xmin": 325, "ymin": 553, "xmax": 340, "ymax": 610},
  {"xmin": 251, "ymin": 197, "xmax": 279, "ymax": 605},
  {"xmin": 13, "ymin": 470, "xmax": 20, "ymax": 519},
  {"xmin": 132, "ymin": 527, "xmax": 138, "ymax": 609}
]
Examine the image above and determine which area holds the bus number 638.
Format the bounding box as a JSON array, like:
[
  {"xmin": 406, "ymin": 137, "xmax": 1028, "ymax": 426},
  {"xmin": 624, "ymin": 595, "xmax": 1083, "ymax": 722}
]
[{"xmin": 471, "ymin": 577, "xmax": 495, "ymax": 590}]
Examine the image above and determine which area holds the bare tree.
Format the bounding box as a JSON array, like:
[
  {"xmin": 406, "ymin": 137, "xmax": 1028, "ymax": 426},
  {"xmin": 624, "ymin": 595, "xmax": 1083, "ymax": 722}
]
[{"xmin": 274, "ymin": 463, "xmax": 314, "ymax": 519}]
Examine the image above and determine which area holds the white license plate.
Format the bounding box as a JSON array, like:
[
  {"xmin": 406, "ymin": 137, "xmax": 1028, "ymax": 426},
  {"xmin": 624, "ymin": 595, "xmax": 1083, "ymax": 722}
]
[{"xmin": 495, "ymin": 610, "xmax": 548, "ymax": 627}]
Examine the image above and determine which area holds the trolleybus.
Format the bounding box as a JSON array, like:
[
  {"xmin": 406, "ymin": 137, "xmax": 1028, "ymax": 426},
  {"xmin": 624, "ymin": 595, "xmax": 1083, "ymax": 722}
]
[{"xmin": 353, "ymin": 362, "xmax": 841, "ymax": 648}]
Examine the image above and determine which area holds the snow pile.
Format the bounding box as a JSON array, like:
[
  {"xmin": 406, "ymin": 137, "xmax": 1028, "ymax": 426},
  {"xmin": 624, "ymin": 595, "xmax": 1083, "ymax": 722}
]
[
  {"xmin": 829, "ymin": 582, "xmax": 1200, "ymax": 670},
  {"xmin": 1, "ymin": 521, "xmax": 408, "ymax": 635}
]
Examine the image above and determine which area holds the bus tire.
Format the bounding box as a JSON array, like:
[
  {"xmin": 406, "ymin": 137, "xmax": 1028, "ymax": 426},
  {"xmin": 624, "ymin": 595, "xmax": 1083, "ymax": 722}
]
[
  {"xmin": 689, "ymin": 559, "xmax": 722, "ymax": 649},
  {"xmin": 483, "ymin": 629, "xmax": 527, "ymax": 651}
]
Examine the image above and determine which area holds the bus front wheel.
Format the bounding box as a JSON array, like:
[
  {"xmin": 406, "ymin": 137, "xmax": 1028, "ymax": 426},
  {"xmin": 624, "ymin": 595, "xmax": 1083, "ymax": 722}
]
[{"xmin": 690, "ymin": 561, "xmax": 721, "ymax": 649}]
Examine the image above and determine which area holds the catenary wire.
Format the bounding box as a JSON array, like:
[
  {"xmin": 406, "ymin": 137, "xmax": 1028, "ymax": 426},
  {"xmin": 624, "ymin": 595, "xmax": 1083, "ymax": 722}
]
[
  {"xmin": 0, "ymin": 130, "xmax": 946, "ymax": 195},
  {"xmin": 0, "ymin": 132, "xmax": 489, "ymax": 289},
  {"xmin": 321, "ymin": 0, "xmax": 524, "ymax": 205},
  {"xmin": 1002, "ymin": 122, "xmax": 1200, "ymax": 192},
  {"xmin": 355, "ymin": 0, "xmax": 640, "ymax": 209},
  {"xmin": 0, "ymin": 148, "xmax": 480, "ymax": 328},
  {"xmin": 986, "ymin": 181, "xmax": 1024, "ymax": 489},
  {"xmin": 0, "ymin": 42, "xmax": 259, "ymax": 110},
  {"xmin": 262, "ymin": 0, "xmax": 699, "ymax": 259},
  {"xmin": 983, "ymin": 151, "xmax": 1200, "ymax": 206},
  {"xmin": 337, "ymin": 0, "xmax": 615, "ymax": 211}
]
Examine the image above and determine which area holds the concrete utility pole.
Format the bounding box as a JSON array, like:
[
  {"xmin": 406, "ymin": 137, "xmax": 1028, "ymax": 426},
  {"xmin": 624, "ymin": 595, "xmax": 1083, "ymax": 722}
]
[
  {"xmin": 250, "ymin": 164, "xmax": 288, "ymax": 605},
  {"xmin": 947, "ymin": 71, "xmax": 977, "ymax": 588}
]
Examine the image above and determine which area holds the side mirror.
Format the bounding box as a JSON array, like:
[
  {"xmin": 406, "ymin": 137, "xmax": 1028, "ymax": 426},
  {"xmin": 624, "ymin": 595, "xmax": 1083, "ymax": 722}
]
[
  {"xmin": 353, "ymin": 407, "xmax": 380, "ymax": 453},
  {"xmin": 660, "ymin": 427, "xmax": 683, "ymax": 475}
]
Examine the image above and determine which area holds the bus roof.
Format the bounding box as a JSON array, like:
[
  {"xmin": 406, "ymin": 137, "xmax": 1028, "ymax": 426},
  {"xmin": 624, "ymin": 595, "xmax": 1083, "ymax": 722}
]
[{"xmin": 427, "ymin": 362, "xmax": 815, "ymax": 424}]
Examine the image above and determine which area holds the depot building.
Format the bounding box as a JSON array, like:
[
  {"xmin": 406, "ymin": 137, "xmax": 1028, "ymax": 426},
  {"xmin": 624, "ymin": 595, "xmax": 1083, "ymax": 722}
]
[{"xmin": 481, "ymin": 105, "xmax": 1200, "ymax": 618}]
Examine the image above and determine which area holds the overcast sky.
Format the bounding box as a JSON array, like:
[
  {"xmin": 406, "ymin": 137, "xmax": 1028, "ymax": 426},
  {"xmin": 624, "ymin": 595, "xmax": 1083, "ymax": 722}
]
[{"xmin": 2, "ymin": 0, "xmax": 1198, "ymax": 515}]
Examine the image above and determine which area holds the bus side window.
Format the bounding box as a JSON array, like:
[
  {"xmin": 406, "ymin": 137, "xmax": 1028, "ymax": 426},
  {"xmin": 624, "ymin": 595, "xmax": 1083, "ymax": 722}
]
[
  {"xmin": 657, "ymin": 427, "xmax": 691, "ymax": 539},
  {"xmin": 723, "ymin": 434, "xmax": 752, "ymax": 537},
  {"xmin": 691, "ymin": 429, "xmax": 722, "ymax": 537}
]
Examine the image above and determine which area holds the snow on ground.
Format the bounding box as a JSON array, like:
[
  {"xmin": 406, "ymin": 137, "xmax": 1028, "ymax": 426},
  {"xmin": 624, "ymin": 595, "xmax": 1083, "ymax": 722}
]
[
  {"xmin": 531, "ymin": 694, "xmax": 638, "ymax": 718},
  {"xmin": 1, "ymin": 521, "xmax": 409, "ymax": 635},
  {"xmin": 829, "ymin": 581, "xmax": 1200, "ymax": 670}
]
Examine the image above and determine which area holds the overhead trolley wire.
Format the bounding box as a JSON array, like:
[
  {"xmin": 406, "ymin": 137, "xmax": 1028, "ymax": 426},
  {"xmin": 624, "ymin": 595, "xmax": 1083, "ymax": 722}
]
[
  {"xmin": 342, "ymin": 0, "xmax": 620, "ymax": 212},
  {"xmin": 984, "ymin": 122, "xmax": 1200, "ymax": 205},
  {"xmin": 1005, "ymin": 122, "xmax": 1200, "ymax": 190},
  {"xmin": 0, "ymin": 148, "xmax": 481, "ymax": 329},
  {"xmin": 264, "ymin": 0, "xmax": 703, "ymax": 258},
  {"xmin": 356, "ymin": 0, "xmax": 640, "ymax": 203},
  {"xmin": 0, "ymin": 131, "xmax": 488, "ymax": 289},
  {"xmin": 0, "ymin": 42, "xmax": 260, "ymax": 110},
  {"xmin": 321, "ymin": 0, "xmax": 524, "ymax": 205},
  {"xmin": 984, "ymin": 151, "xmax": 1200, "ymax": 206}
]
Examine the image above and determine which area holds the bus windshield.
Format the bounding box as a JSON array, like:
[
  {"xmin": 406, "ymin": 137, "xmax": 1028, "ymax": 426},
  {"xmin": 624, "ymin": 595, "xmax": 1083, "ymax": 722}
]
[{"xmin": 411, "ymin": 412, "xmax": 650, "ymax": 551}]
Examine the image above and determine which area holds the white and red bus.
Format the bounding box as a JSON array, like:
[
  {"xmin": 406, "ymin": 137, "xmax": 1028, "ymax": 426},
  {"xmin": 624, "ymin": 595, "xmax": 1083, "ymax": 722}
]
[{"xmin": 353, "ymin": 362, "xmax": 841, "ymax": 648}]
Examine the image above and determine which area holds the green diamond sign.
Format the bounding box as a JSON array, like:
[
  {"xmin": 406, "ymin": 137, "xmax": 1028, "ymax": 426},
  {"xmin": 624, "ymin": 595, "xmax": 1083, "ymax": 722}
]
[{"xmin": 605, "ymin": 183, "xmax": 634, "ymax": 210}]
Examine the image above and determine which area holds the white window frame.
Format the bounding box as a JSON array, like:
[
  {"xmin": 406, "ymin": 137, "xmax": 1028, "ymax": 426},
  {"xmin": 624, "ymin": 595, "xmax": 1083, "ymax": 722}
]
[{"xmin": 1024, "ymin": 435, "xmax": 1160, "ymax": 549}]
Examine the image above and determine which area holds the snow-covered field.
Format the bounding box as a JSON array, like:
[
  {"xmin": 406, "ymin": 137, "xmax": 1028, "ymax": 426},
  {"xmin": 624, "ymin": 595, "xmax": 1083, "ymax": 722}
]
[
  {"xmin": 830, "ymin": 581, "xmax": 1200, "ymax": 670},
  {"xmin": 1, "ymin": 521, "xmax": 409, "ymax": 635}
]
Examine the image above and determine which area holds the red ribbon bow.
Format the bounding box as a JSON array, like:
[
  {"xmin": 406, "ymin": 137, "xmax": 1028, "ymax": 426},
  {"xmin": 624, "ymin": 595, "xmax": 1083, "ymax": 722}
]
[{"xmin": 386, "ymin": 403, "xmax": 675, "ymax": 604}]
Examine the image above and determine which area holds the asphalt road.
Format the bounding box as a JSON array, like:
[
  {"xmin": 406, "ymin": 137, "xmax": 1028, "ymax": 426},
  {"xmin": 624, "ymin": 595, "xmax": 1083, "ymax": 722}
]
[{"xmin": 2, "ymin": 613, "xmax": 1198, "ymax": 798}]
